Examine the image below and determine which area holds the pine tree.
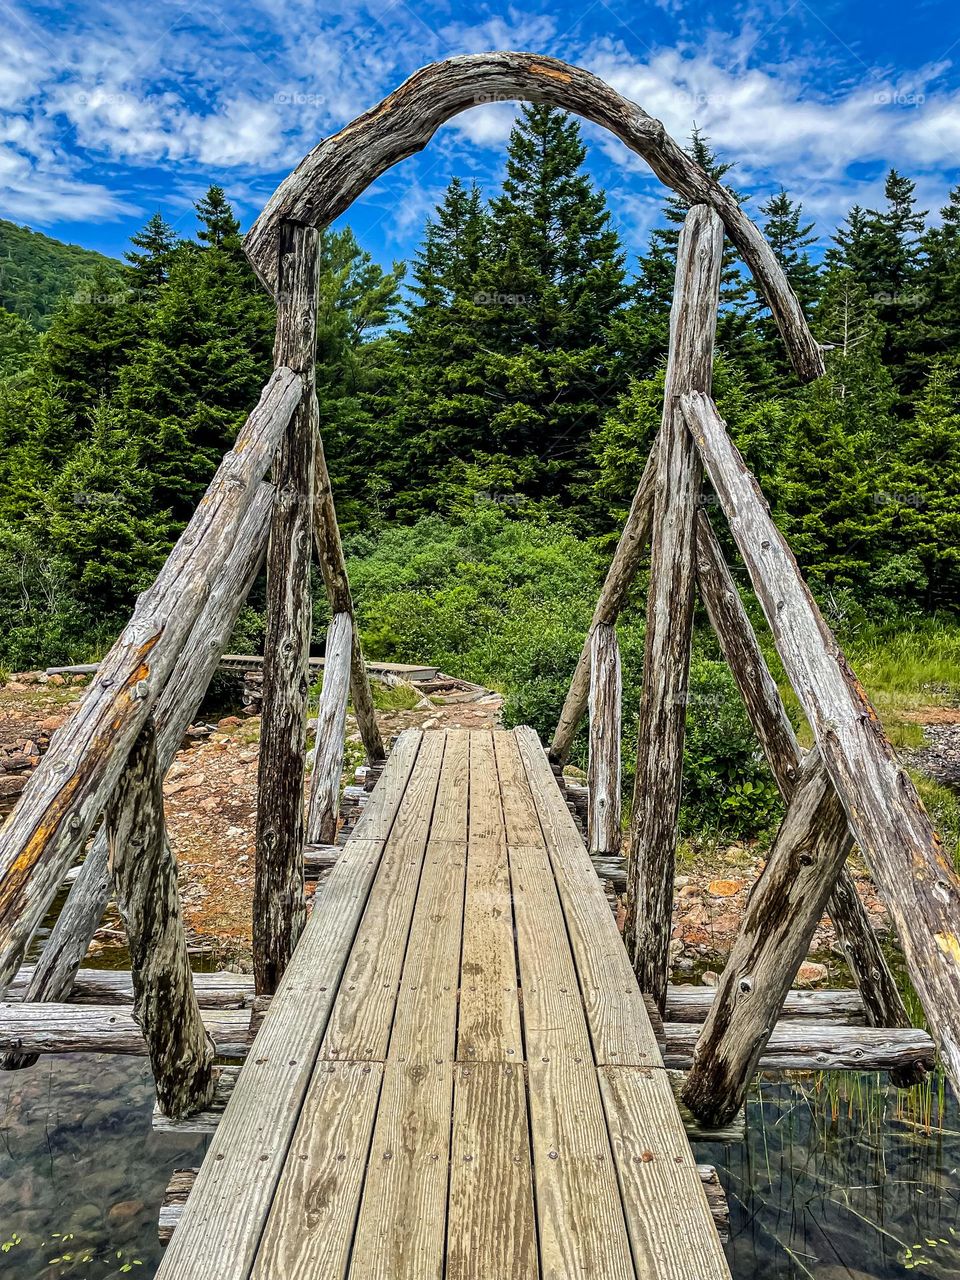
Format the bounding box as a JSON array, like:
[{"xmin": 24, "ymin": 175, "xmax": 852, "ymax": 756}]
[
  {"xmin": 196, "ymin": 186, "xmax": 242, "ymax": 249},
  {"xmin": 759, "ymin": 188, "xmax": 820, "ymax": 314},
  {"xmin": 125, "ymin": 212, "xmax": 179, "ymax": 292}
]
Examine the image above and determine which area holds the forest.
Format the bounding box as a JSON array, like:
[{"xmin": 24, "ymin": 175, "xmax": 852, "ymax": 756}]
[{"xmin": 1, "ymin": 105, "xmax": 957, "ymax": 841}]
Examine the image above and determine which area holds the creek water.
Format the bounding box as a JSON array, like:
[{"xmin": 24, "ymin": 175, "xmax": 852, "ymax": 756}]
[{"xmin": 0, "ymin": 1053, "xmax": 958, "ymax": 1278}]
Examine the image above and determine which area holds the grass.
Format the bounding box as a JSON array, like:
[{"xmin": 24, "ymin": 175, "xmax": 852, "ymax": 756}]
[{"xmin": 370, "ymin": 680, "xmax": 423, "ymax": 712}]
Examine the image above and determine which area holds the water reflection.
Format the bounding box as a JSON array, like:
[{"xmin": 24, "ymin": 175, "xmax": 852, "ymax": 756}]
[
  {"xmin": 712, "ymin": 1073, "xmax": 960, "ymax": 1278},
  {"xmin": 0, "ymin": 1056, "xmax": 958, "ymax": 1277}
]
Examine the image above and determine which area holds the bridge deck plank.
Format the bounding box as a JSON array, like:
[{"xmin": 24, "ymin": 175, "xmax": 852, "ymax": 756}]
[{"xmin": 157, "ymin": 727, "xmax": 730, "ymax": 1280}]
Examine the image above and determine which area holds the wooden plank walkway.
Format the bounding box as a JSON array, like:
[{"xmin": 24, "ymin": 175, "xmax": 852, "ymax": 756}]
[{"xmin": 155, "ymin": 727, "xmax": 731, "ymax": 1280}]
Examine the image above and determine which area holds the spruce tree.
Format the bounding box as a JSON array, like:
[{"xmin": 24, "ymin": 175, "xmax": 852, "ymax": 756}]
[
  {"xmin": 125, "ymin": 212, "xmax": 179, "ymax": 292},
  {"xmin": 196, "ymin": 185, "xmax": 241, "ymax": 248}
]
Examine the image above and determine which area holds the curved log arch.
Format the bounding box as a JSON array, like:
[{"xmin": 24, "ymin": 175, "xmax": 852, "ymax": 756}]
[{"xmin": 245, "ymin": 52, "xmax": 823, "ymax": 382}]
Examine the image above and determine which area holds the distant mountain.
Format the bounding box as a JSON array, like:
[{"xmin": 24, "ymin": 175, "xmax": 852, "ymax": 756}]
[{"xmin": 0, "ymin": 219, "xmax": 120, "ymax": 330}]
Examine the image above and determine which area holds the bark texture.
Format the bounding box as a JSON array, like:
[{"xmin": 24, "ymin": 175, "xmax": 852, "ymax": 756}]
[
  {"xmin": 624, "ymin": 206, "xmax": 723, "ymax": 1008},
  {"xmin": 306, "ymin": 611, "xmax": 353, "ymax": 845},
  {"xmin": 587, "ymin": 623, "xmax": 622, "ymax": 858}
]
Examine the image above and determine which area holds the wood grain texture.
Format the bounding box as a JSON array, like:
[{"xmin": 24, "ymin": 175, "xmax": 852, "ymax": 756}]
[
  {"xmin": 306, "ymin": 611, "xmax": 353, "ymax": 844},
  {"xmin": 447, "ymin": 1062, "xmax": 538, "ymax": 1280},
  {"xmin": 599, "ymin": 1065, "xmax": 730, "ymax": 1279},
  {"xmin": 254, "ymin": 223, "xmax": 319, "ymax": 995},
  {"xmin": 0, "ymin": 368, "xmax": 301, "ymax": 996},
  {"xmin": 680, "ymin": 750, "xmax": 856, "ymax": 1125},
  {"xmin": 106, "ymin": 719, "xmax": 215, "ymax": 1118},
  {"xmin": 664, "ymin": 985, "xmax": 865, "ymax": 1024},
  {"xmin": 2, "ymin": 483, "xmax": 274, "ymax": 1074},
  {"xmin": 693, "ymin": 510, "xmax": 919, "ymax": 1082},
  {"xmin": 626, "ymin": 205, "xmax": 724, "ymax": 1010},
  {"xmin": 683, "ymin": 388, "xmax": 960, "ymax": 1094},
  {"xmin": 153, "ymin": 732, "xmax": 421, "ymax": 1280},
  {"xmin": 515, "ymin": 727, "xmax": 662, "ymax": 1068},
  {"xmin": 250, "ymin": 1061, "xmax": 384, "ymax": 1280},
  {"xmin": 588, "ymin": 622, "xmax": 622, "ymax": 857},
  {"xmin": 320, "ymin": 733, "xmax": 445, "ymax": 1061},
  {"xmin": 0, "ymin": 1003, "xmax": 250, "ymax": 1057},
  {"xmin": 245, "ymin": 54, "xmax": 823, "ymax": 382},
  {"xmin": 665, "ymin": 1020, "xmax": 934, "ymax": 1071}
]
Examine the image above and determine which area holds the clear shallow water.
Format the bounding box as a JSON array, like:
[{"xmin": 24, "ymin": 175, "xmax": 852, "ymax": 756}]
[{"xmin": 0, "ymin": 1056, "xmax": 958, "ymax": 1278}]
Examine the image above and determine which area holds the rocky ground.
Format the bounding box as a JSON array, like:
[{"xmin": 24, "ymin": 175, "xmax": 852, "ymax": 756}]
[{"xmin": 0, "ymin": 670, "xmax": 954, "ymax": 980}]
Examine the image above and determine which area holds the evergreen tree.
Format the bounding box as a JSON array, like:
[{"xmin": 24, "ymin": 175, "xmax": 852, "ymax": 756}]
[
  {"xmin": 125, "ymin": 212, "xmax": 179, "ymax": 292},
  {"xmin": 759, "ymin": 188, "xmax": 820, "ymax": 315},
  {"xmin": 195, "ymin": 185, "xmax": 241, "ymax": 248}
]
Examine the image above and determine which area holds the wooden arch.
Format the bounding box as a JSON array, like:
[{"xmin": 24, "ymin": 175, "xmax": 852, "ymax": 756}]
[{"xmin": 244, "ymin": 51, "xmax": 824, "ymax": 382}]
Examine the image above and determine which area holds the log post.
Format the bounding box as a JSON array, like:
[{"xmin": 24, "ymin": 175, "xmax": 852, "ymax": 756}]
[
  {"xmin": 306, "ymin": 611, "xmax": 352, "ymax": 845},
  {"xmin": 254, "ymin": 223, "xmax": 319, "ymax": 996},
  {"xmin": 681, "ymin": 749, "xmax": 869, "ymax": 1126},
  {"xmin": 624, "ymin": 205, "xmax": 724, "ymax": 1009},
  {"xmin": 693, "ymin": 511, "xmax": 925, "ymax": 1087},
  {"xmin": 106, "ymin": 719, "xmax": 216, "ymax": 1119},
  {"xmin": 311, "ymin": 431, "xmax": 385, "ymax": 766},
  {"xmin": 1, "ymin": 485, "xmax": 274, "ymax": 1070},
  {"xmin": 587, "ymin": 623, "xmax": 622, "ymax": 858},
  {"xmin": 683, "ymin": 388, "xmax": 960, "ymax": 1097},
  {"xmin": 0, "ymin": 370, "xmax": 301, "ymax": 997}
]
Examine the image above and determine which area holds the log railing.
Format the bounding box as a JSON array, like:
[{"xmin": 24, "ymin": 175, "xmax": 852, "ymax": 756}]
[{"xmin": 587, "ymin": 623, "xmax": 622, "ymax": 859}]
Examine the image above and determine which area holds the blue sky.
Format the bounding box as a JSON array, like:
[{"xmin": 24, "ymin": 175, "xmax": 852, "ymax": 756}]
[{"xmin": 2, "ymin": 0, "xmax": 960, "ymax": 271}]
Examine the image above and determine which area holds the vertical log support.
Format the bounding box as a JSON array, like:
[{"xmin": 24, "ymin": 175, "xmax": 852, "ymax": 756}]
[
  {"xmin": 624, "ymin": 205, "xmax": 724, "ymax": 1008},
  {"xmin": 683, "ymin": 388, "xmax": 960, "ymax": 1098},
  {"xmin": 254, "ymin": 222, "xmax": 319, "ymax": 995},
  {"xmin": 588, "ymin": 623, "xmax": 622, "ymax": 858},
  {"xmin": 306, "ymin": 611, "xmax": 353, "ymax": 845},
  {"xmin": 106, "ymin": 720, "xmax": 216, "ymax": 1119},
  {"xmin": 694, "ymin": 511, "xmax": 924, "ymax": 1088}
]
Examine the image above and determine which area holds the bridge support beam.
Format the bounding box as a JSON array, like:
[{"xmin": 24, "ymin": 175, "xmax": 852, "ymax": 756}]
[
  {"xmin": 587, "ymin": 623, "xmax": 622, "ymax": 859},
  {"xmin": 306, "ymin": 611, "xmax": 353, "ymax": 845},
  {"xmin": 107, "ymin": 719, "xmax": 216, "ymax": 1119},
  {"xmin": 683, "ymin": 388, "xmax": 960, "ymax": 1102},
  {"xmin": 693, "ymin": 511, "xmax": 925, "ymax": 1088},
  {"xmin": 624, "ymin": 205, "xmax": 723, "ymax": 1009},
  {"xmin": 255, "ymin": 222, "xmax": 319, "ymax": 996}
]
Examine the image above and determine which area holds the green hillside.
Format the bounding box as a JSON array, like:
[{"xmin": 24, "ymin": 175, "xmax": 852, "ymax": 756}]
[{"xmin": 0, "ymin": 218, "xmax": 120, "ymax": 329}]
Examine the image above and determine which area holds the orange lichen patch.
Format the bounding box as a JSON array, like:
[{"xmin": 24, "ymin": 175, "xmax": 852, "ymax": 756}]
[
  {"xmin": 0, "ymin": 772, "xmax": 83, "ymax": 918},
  {"xmin": 707, "ymin": 879, "xmax": 744, "ymax": 898},
  {"xmin": 527, "ymin": 62, "xmax": 572, "ymax": 82}
]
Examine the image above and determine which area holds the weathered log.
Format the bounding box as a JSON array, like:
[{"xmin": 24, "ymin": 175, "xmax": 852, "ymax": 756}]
[
  {"xmin": 625, "ymin": 205, "xmax": 723, "ymax": 1009},
  {"xmin": 0, "ymin": 371, "xmax": 301, "ymax": 997},
  {"xmin": 245, "ymin": 54, "xmax": 823, "ymax": 381},
  {"xmin": 587, "ymin": 623, "xmax": 622, "ymax": 858},
  {"xmin": 8, "ymin": 967, "xmax": 255, "ymax": 1008},
  {"xmin": 549, "ymin": 451, "xmax": 657, "ymax": 765},
  {"xmin": 305, "ymin": 611, "xmax": 352, "ymax": 845},
  {"xmin": 0, "ymin": 1002, "xmax": 250, "ymax": 1057},
  {"xmin": 683, "ymin": 388, "xmax": 960, "ymax": 1095},
  {"xmin": 254, "ymin": 225, "xmax": 319, "ymax": 997},
  {"xmin": 681, "ymin": 750, "xmax": 866, "ymax": 1125},
  {"xmin": 0, "ymin": 484, "xmax": 273, "ymax": 1072},
  {"xmin": 665, "ymin": 1020, "xmax": 935, "ymax": 1073},
  {"xmin": 665, "ymin": 985, "xmax": 865, "ymax": 1024},
  {"xmin": 311, "ymin": 429, "xmax": 385, "ymax": 766},
  {"xmin": 106, "ymin": 720, "xmax": 216, "ymax": 1119},
  {"xmin": 303, "ymin": 842, "xmax": 341, "ymax": 878},
  {"xmin": 693, "ymin": 512, "xmax": 923, "ymax": 1086}
]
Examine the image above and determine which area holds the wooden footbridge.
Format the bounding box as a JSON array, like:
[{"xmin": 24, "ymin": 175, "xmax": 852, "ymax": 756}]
[{"xmin": 0, "ymin": 51, "xmax": 958, "ymax": 1280}]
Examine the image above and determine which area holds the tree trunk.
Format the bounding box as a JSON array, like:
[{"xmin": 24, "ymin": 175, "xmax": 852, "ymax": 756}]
[
  {"xmin": 0, "ymin": 370, "xmax": 301, "ymax": 996},
  {"xmin": 693, "ymin": 511, "xmax": 925, "ymax": 1087},
  {"xmin": 683, "ymin": 388, "xmax": 960, "ymax": 1098},
  {"xmin": 106, "ymin": 720, "xmax": 216, "ymax": 1119},
  {"xmin": 1, "ymin": 485, "xmax": 273, "ymax": 1070},
  {"xmin": 254, "ymin": 224, "xmax": 318, "ymax": 996},
  {"xmin": 624, "ymin": 206, "xmax": 723, "ymax": 1009},
  {"xmin": 587, "ymin": 623, "xmax": 622, "ymax": 858},
  {"xmin": 306, "ymin": 611, "xmax": 352, "ymax": 845}
]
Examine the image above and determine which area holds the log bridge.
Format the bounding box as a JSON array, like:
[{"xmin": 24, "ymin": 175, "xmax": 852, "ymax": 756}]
[{"xmin": 0, "ymin": 51, "xmax": 956, "ymax": 1280}]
